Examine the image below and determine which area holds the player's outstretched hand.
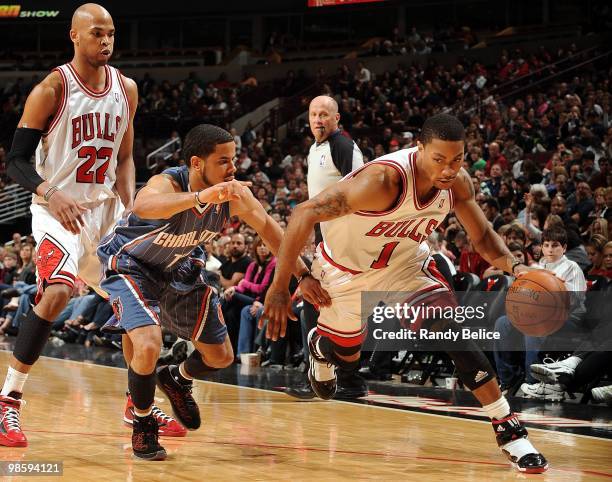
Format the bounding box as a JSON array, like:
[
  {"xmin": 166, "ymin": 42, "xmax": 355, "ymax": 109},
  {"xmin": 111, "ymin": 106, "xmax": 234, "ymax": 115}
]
[
  {"xmin": 299, "ymin": 276, "xmax": 332, "ymax": 307},
  {"xmin": 48, "ymin": 189, "xmax": 88, "ymax": 235},
  {"xmin": 261, "ymin": 284, "xmax": 296, "ymax": 341},
  {"xmin": 197, "ymin": 180, "xmax": 252, "ymax": 204}
]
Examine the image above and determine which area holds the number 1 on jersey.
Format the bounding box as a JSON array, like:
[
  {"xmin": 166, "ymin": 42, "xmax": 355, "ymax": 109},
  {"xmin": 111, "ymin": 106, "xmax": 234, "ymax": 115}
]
[{"xmin": 370, "ymin": 241, "xmax": 399, "ymax": 269}]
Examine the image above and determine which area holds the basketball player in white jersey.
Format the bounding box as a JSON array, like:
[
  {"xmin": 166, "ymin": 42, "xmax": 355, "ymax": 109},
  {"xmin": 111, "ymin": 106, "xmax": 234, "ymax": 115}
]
[
  {"xmin": 0, "ymin": 3, "xmax": 181, "ymax": 447},
  {"xmin": 263, "ymin": 114, "xmax": 548, "ymax": 473}
]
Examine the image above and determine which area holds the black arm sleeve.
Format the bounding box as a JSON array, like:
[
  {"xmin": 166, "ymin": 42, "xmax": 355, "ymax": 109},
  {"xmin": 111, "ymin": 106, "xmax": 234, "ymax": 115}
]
[{"xmin": 6, "ymin": 127, "xmax": 45, "ymax": 193}]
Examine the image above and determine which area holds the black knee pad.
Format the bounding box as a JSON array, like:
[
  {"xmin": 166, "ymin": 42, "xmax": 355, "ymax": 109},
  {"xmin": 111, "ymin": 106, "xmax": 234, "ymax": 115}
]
[
  {"xmin": 13, "ymin": 311, "xmax": 53, "ymax": 366},
  {"xmin": 128, "ymin": 367, "xmax": 156, "ymax": 411},
  {"xmin": 183, "ymin": 350, "xmax": 219, "ymax": 378},
  {"xmin": 424, "ymin": 319, "xmax": 496, "ymax": 391},
  {"xmin": 318, "ymin": 336, "xmax": 361, "ymax": 371}
]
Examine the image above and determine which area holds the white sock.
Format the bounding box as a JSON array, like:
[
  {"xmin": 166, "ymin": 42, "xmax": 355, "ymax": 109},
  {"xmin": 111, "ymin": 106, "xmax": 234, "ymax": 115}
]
[
  {"xmin": 562, "ymin": 356, "xmax": 582, "ymax": 370},
  {"xmin": 483, "ymin": 396, "xmax": 511, "ymax": 420},
  {"xmin": 1, "ymin": 367, "xmax": 28, "ymax": 397},
  {"xmin": 134, "ymin": 407, "xmax": 152, "ymax": 417},
  {"xmin": 503, "ymin": 437, "xmax": 537, "ymax": 456}
]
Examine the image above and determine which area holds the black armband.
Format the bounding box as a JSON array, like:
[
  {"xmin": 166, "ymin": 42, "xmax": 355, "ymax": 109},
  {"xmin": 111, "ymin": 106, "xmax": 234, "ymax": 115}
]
[
  {"xmin": 6, "ymin": 127, "xmax": 45, "ymax": 193},
  {"xmin": 510, "ymin": 260, "xmax": 522, "ymax": 275},
  {"xmin": 297, "ymin": 270, "xmax": 312, "ymax": 284}
]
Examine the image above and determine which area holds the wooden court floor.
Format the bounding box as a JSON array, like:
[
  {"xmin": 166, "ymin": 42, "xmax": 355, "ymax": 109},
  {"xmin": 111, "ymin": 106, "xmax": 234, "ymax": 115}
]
[{"xmin": 0, "ymin": 351, "xmax": 610, "ymax": 481}]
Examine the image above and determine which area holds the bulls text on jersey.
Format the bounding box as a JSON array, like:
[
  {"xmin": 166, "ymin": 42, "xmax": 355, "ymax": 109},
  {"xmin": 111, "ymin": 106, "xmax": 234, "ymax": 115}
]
[
  {"xmin": 365, "ymin": 218, "xmax": 439, "ymax": 244},
  {"xmin": 72, "ymin": 112, "xmax": 122, "ymax": 149}
]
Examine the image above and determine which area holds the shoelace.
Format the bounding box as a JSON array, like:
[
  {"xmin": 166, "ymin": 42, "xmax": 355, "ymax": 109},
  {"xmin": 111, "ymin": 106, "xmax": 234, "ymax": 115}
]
[
  {"xmin": 541, "ymin": 356, "xmax": 560, "ymax": 366},
  {"xmin": 3, "ymin": 405, "xmax": 22, "ymax": 432},
  {"xmin": 168, "ymin": 384, "xmax": 195, "ymax": 409},
  {"xmin": 151, "ymin": 405, "xmax": 173, "ymax": 423}
]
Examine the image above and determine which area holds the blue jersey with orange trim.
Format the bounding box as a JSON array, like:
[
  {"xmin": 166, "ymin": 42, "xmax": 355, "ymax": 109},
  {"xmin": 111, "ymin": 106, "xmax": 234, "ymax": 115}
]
[{"xmin": 98, "ymin": 165, "xmax": 229, "ymax": 272}]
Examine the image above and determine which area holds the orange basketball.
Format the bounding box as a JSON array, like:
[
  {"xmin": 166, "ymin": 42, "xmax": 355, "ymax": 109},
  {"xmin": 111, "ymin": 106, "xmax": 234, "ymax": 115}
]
[{"xmin": 505, "ymin": 270, "xmax": 570, "ymax": 337}]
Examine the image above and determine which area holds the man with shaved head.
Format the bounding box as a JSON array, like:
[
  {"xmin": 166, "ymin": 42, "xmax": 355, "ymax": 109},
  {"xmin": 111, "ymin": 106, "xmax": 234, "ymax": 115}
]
[
  {"xmin": 284, "ymin": 95, "xmax": 367, "ymax": 400},
  {"xmin": 1, "ymin": 3, "xmax": 175, "ymax": 460}
]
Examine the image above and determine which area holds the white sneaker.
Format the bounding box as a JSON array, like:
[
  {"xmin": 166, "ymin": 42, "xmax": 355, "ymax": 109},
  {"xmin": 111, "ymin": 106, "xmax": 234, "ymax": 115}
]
[
  {"xmin": 530, "ymin": 357, "xmax": 577, "ymax": 384},
  {"xmin": 591, "ymin": 385, "xmax": 612, "ymax": 405},
  {"xmin": 520, "ymin": 382, "xmax": 565, "ymax": 401}
]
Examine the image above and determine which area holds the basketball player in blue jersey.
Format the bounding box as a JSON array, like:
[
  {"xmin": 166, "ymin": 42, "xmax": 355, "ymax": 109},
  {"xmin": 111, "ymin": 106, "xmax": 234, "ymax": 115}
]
[
  {"xmin": 263, "ymin": 114, "xmax": 548, "ymax": 473},
  {"xmin": 98, "ymin": 124, "xmax": 328, "ymax": 460}
]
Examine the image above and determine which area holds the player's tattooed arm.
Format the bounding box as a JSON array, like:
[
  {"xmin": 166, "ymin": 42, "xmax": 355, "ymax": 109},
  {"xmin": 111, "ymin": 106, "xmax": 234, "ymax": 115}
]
[
  {"xmin": 264, "ymin": 165, "xmax": 400, "ymax": 288},
  {"xmin": 307, "ymin": 163, "xmax": 400, "ymax": 223},
  {"xmin": 310, "ymin": 187, "xmax": 352, "ymax": 220}
]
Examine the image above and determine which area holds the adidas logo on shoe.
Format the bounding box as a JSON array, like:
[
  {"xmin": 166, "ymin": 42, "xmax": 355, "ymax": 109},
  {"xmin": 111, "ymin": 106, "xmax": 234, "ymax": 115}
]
[
  {"xmin": 474, "ymin": 370, "xmax": 489, "ymax": 383},
  {"xmin": 496, "ymin": 425, "xmax": 505, "ymax": 432}
]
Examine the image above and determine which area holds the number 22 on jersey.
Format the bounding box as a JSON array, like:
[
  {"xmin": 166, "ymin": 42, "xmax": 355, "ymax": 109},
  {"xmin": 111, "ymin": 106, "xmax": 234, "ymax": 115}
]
[{"xmin": 76, "ymin": 146, "xmax": 112, "ymax": 184}]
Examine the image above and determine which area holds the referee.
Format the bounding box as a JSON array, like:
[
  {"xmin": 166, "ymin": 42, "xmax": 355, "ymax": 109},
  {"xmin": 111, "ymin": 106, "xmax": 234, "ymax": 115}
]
[{"xmin": 285, "ymin": 95, "xmax": 367, "ymax": 400}]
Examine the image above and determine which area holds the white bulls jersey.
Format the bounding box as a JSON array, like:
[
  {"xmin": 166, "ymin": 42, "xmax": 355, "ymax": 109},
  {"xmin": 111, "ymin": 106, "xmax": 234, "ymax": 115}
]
[
  {"xmin": 34, "ymin": 63, "xmax": 130, "ymax": 206},
  {"xmin": 320, "ymin": 147, "xmax": 454, "ymax": 275}
]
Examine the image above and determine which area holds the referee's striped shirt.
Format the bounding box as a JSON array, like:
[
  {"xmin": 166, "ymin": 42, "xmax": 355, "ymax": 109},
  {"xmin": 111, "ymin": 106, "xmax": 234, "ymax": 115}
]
[{"xmin": 307, "ymin": 129, "xmax": 364, "ymax": 243}]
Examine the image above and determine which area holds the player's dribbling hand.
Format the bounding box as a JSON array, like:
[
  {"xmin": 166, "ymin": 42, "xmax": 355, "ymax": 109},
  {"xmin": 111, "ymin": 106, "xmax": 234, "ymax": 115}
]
[
  {"xmin": 514, "ymin": 265, "xmax": 566, "ymax": 285},
  {"xmin": 299, "ymin": 276, "xmax": 331, "ymax": 307},
  {"xmin": 48, "ymin": 189, "xmax": 88, "ymax": 235},
  {"xmin": 261, "ymin": 285, "xmax": 296, "ymax": 341},
  {"xmin": 513, "ymin": 264, "xmax": 537, "ymax": 277},
  {"xmin": 198, "ymin": 180, "xmax": 252, "ymax": 204}
]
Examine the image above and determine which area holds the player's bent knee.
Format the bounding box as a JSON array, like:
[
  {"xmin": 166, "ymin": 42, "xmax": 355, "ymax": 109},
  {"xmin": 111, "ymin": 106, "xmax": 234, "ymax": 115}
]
[
  {"xmin": 201, "ymin": 344, "xmax": 233, "ymax": 369},
  {"xmin": 129, "ymin": 328, "xmax": 162, "ymax": 368},
  {"xmin": 212, "ymin": 352, "xmax": 233, "ymax": 369},
  {"xmin": 137, "ymin": 340, "xmax": 161, "ymax": 359},
  {"xmin": 36, "ymin": 284, "xmax": 72, "ymax": 319}
]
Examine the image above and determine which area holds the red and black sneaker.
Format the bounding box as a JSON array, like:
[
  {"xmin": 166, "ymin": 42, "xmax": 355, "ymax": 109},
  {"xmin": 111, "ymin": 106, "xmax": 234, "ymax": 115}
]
[
  {"xmin": 123, "ymin": 392, "xmax": 187, "ymax": 437},
  {"xmin": 493, "ymin": 413, "xmax": 548, "ymax": 473},
  {"xmin": 155, "ymin": 365, "xmax": 201, "ymax": 430},
  {"xmin": 132, "ymin": 413, "xmax": 167, "ymax": 461},
  {"xmin": 0, "ymin": 393, "xmax": 27, "ymax": 447}
]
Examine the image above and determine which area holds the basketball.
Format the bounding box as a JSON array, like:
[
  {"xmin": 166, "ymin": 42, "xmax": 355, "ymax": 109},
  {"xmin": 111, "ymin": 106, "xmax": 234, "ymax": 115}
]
[{"xmin": 505, "ymin": 270, "xmax": 570, "ymax": 337}]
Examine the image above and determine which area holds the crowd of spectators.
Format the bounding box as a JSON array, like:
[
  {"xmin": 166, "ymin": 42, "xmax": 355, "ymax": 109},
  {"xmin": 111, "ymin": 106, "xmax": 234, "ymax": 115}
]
[
  {"xmin": 365, "ymin": 25, "xmax": 481, "ymax": 58},
  {"xmin": 0, "ymin": 37, "xmax": 610, "ymax": 404}
]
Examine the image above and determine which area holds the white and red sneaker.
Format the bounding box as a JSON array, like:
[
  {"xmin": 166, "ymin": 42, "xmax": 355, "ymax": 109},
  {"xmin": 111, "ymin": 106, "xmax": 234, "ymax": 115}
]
[
  {"xmin": 493, "ymin": 413, "xmax": 548, "ymax": 473},
  {"xmin": 0, "ymin": 393, "xmax": 27, "ymax": 447},
  {"xmin": 123, "ymin": 392, "xmax": 186, "ymax": 437}
]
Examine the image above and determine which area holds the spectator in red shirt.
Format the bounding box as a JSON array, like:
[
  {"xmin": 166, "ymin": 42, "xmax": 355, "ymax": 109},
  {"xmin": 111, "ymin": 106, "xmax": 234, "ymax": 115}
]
[
  {"xmin": 485, "ymin": 141, "xmax": 509, "ymax": 175},
  {"xmin": 459, "ymin": 237, "xmax": 490, "ymax": 278}
]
